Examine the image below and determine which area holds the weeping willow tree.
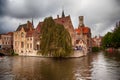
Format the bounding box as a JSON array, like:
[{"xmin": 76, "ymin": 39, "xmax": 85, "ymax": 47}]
[{"xmin": 39, "ymin": 17, "xmax": 73, "ymax": 57}]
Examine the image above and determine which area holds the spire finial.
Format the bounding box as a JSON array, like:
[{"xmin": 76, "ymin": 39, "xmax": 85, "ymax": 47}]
[
  {"xmin": 31, "ymin": 18, "xmax": 34, "ymax": 28},
  {"xmin": 62, "ymin": 7, "xmax": 65, "ymax": 18}
]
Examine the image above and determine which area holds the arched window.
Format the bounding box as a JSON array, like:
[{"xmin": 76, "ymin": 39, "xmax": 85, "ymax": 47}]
[
  {"xmin": 21, "ymin": 32, "xmax": 24, "ymax": 37},
  {"xmin": 21, "ymin": 42, "xmax": 24, "ymax": 48}
]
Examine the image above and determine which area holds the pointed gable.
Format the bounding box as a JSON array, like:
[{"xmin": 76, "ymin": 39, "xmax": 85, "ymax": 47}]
[
  {"xmin": 36, "ymin": 15, "xmax": 75, "ymax": 34},
  {"xmin": 54, "ymin": 15, "xmax": 74, "ymax": 32},
  {"xmin": 16, "ymin": 21, "xmax": 34, "ymax": 32}
]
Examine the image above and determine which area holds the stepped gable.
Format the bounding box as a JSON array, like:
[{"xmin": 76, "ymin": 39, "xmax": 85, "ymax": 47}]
[
  {"xmin": 54, "ymin": 15, "xmax": 74, "ymax": 31},
  {"xmin": 36, "ymin": 15, "xmax": 74, "ymax": 33},
  {"xmin": 16, "ymin": 21, "xmax": 34, "ymax": 32}
]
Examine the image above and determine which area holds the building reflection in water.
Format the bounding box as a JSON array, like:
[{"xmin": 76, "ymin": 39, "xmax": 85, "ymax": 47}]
[{"xmin": 0, "ymin": 51, "xmax": 120, "ymax": 80}]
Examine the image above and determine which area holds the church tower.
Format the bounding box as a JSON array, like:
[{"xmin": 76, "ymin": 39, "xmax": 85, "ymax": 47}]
[{"xmin": 79, "ymin": 16, "xmax": 85, "ymax": 27}]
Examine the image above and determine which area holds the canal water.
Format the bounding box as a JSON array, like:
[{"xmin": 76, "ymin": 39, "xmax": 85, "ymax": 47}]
[{"xmin": 0, "ymin": 51, "xmax": 120, "ymax": 80}]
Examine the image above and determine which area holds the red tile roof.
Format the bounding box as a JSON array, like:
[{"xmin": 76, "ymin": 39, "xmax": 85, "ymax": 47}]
[
  {"xmin": 26, "ymin": 30, "xmax": 35, "ymax": 37},
  {"xmin": 75, "ymin": 27, "xmax": 90, "ymax": 34},
  {"xmin": 36, "ymin": 22, "xmax": 43, "ymax": 33},
  {"xmin": 36, "ymin": 15, "xmax": 74, "ymax": 33},
  {"xmin": 6, "ymin": 32, "xmax": 13, "ymax": 36}
]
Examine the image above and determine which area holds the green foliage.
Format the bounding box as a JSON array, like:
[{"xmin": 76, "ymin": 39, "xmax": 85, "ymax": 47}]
[
  {"xmin": 39, "ymin": 17, "xmax": 73, "ymax": 57},
  {"xmin": 102, "ymin": 32, "xmax": 113, "ymax": 48},
  {"xmin": 102, "ymin": 24, "xmax": 120, "ymax": 48},
  {"xmin": 92, "ymin": 47, "xmax": 100, "ymax": 52},
  {"xmin": 112, "ymin": 26, "xmax": 120, "ymax": 48},
  {"xmin": 11, "ymin": 50, "xmax": 18, "ymax": 56}
]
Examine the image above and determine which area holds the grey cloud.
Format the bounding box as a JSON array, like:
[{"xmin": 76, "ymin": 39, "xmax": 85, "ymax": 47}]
[
  {"xmin": 0, "ymin": 0, "xmax": 7, "ymax": 16},
  {"xmin": 0, "ymin": 0, "xmax": 120, "ymax": 36}
]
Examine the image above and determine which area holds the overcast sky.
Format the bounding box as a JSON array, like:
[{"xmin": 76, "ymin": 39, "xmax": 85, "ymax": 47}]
[{"xmin": 0, "ymin": 0, "xmax": 120, "ymax": 37}]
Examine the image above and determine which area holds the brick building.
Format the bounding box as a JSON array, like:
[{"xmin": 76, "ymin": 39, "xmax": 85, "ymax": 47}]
[
  {"xmin": 13, "ymin": 21, "xmax": 37, "ymax": 56},
  {"xmin": 0, "ymin": 32, "xmax": 13, "ymax": 49},
  {"xmin": 36, "ymin": 11, "xmax": 75, "ymax": 46},
  {"xmin": 92, "ymin": 36, "xmax": 102, "ymax": 47},
  {"xmin": 75, "ymin": 16, "xmax": 92, "ymax": 53}
]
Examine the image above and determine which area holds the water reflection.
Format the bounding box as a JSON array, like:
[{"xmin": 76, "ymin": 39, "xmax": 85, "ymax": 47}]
[{"xmin": 0, "ymin": 51, "xmax": 120, "ymax": 80}]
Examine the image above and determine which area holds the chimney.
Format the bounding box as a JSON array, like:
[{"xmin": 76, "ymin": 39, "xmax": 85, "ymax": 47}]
[
  {"xmin": 79, "ymin": 16, "xmax": 84, "ymax": 27},
  {"xmin": 57, "ymin": 15, "xmax": 59, "ymax": 19}
]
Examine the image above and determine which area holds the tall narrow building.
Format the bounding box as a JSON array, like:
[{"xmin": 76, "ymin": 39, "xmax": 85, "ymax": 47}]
[{"xmin": 75, "ymin": 16, "xmax": 92, "ymax": 53}]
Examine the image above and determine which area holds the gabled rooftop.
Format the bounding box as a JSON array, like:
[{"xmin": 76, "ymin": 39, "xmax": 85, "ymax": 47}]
[{"xmin": 16, "ymin": 21, "xmax": 34, "ymax": 32}]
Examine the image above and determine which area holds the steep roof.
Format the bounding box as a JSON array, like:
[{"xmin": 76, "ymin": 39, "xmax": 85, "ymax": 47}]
[
  {"xmin": 36, "ymin": 15, "xmax": 74, "ymax": 33},
  {"xmin": 36, "ymin": 22, "xmax": 43, "ymax": 33},
  {"xmin": 6, "ymin": 32, "xmax": 13, "ymax": 36},
  {"xmin": 16, "ymin": 21, "xmax": 34, "ymax": 32},
  {"xmin": 26, "ymin": 29, "xmax": 35, "ymax": 37},
  {"xmin": 75, "ymin": 27, "xmax": 90, "ymax": 34},
  {"xmin": 54, "ymin": 15, "xmax": 71, "ymax": 25}
]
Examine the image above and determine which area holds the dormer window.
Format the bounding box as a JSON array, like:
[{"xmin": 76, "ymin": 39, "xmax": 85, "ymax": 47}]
[{"xmin": 21, "ymin": 32, "xmax": 24, "ymax": 37}]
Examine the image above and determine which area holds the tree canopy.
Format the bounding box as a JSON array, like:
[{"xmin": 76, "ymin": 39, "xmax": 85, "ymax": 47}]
[
  {"xmin": 39, "ymin": 17, "xmax": 73, "ymax": 57},
  {"xmin": 102, "ymin": 22, "xmax": 120, "ymax": 48}
]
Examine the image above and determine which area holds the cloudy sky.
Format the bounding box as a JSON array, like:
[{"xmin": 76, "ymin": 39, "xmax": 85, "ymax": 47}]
[{"xmin": 0, "ymin": 0, "xmax": 120, "ymax": 37}]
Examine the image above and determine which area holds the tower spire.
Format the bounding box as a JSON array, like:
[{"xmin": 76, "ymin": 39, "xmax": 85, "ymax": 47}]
[
  {"xmin": 31, "ymin": 18, "xmax": 34, "ymax": 28},
  {"xmin": 62, "ymin": 9, "xmax": 65, "ymax": 18}
]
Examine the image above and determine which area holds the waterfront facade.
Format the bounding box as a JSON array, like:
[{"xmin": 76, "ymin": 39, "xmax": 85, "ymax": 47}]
[
  {"xmin": 36, "ymin": 12, "xmax": 75, "ymax": 46},
  {"xmin": 92, "ymin": 36, "xmax": 102, "ymax": 47},
  {"xmin": 13, "ymin": 21, "xmax": 37, "ymax": 56},
  {"xmin": 75, "ymin": 16, "xmax": 92, "ymax": 53},
  {"xmin": 10, "ymin": 13, "xmax": 92, "ymax": 56},
  {"xmin": 0, "ymin": 32, "xmax": 13, "ymax": 49}
]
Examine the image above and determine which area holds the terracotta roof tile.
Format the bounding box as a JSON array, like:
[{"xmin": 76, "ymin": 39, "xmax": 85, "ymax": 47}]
[
  {"xmin": 36, "ymin": 22, "xmax": 43, "ymax": 32},
  {"xmin": 26, "ymin": 30, "xmax": 35, "ymax": 37},
  {"xmin": 36, "ymin": 15, "xmax": 74, "ymax": 33},
  {"xmin": 6, "ymin": 32, "xmax": 13, "ymax": 36},
  {"xmin": 75, "ymin": 27, "xmax": 90, "ymax": 34}
]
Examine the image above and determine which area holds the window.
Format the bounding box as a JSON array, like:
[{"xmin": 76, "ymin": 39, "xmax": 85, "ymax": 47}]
[
  {"xmin": 30, "ymin": 37, "xmax": 32, "ymax": 40},
  {"xmin": 2, "ymin": 42, "xmax": 4, "ymax": 45},
  {"xmin": 4, "ymin": 37, "xmax": 6, "ymax": 40},
  {"xmin": 21, "ymin": 50, "xmax": 23, "ymax": 53},
  {"xmin": 21, "ymin": 32, "xmax": 24, "ymax": 38},
  {"xmin": 30, "ymin": 43, "xmax": 32, "ymax": 48},
  {"xmin": 15, "ymin": 41, "xmax": 17, "ymax": 46},
  {"xmin": 21, "ymin": 42, "xmax": 24, "ymax": 48},
  {"xmin": 7, "ymin": 37, "xmax": 9, "ymax": 40},
  {"xmin": 27, "ymin": 44, "xmax": 29, "ymax": 48}
]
